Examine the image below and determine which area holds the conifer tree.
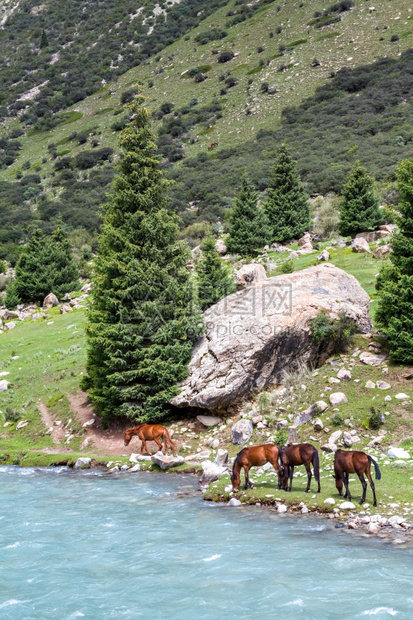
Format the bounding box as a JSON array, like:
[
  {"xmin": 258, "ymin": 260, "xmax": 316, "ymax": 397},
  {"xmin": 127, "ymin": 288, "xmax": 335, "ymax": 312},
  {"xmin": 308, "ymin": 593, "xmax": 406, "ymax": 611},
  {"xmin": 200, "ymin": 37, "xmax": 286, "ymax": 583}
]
[
  {"xmin": 82, "ymin": 96, "xmax": 202, "ymax": 422},
  {"xmin": 339, "ymin": 161, "xmax": 382, "ymax": 236},
  {"xmin": 14, "ymin": 226, "xmax": 79, "ymax": 304},
  {"xmin": 265, "ymin": 144, "xmax": 311, "ymax": 243},
  {"xmin": 226, "ymin": 172, "xmax": 271, "ymax": 256},
  {"xmin": 375, "ymin": 158, "xmax": 413, "ymax": 363},
  {"xmin": 40, "ymin": 30, "xmax": 49, "ymax": 49},
  {"xmin": 4, "ymin": 280, "xmax": 20, "ymax": 310},
  {"xmin": 196, "ymin": 236, "xmax": 235, "ymax": 311}
]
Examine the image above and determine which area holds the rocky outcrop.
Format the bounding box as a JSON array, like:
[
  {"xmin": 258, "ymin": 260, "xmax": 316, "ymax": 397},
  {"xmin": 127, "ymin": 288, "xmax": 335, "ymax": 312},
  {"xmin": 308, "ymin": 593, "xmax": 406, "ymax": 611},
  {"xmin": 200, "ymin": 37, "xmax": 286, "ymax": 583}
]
[
  {"xmin": 171, "ymin": 264, "xmax": 371, "ymax": 414},
  {"xmin": 351, "ymin": 237, "xmax": 371, "ymax": 253},
  {"xmin": 231, "ymin": 419, "xmax": 253, "ymax": 445},
  {"xmin": 215, "ymin": 239, "xmax": 227, "ymax": 256},
  {"xmin": 43, "ymin": 293, "xmax": 59, "ymax": 308},
  {"xmin": 234, "ymin": 264, "xmax": 266, "ymax": 288}
]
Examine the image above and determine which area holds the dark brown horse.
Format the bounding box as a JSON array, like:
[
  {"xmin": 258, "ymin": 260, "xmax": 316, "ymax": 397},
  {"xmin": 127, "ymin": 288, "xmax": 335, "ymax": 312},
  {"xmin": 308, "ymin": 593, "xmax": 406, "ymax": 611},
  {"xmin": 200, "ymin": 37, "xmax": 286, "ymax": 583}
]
[
  {"xmin": 231, "ymin": 444, "xmax": 284, "ymax": 492},
  {"xmin": 334, "ymin": 449, "xmax": 381, "ymax": 506},
  {"xmin": 280, "ymin": 443, "xmax": 320, "ymax": 493},
  {"xmin": 124, "ymin": 424, "xmax": 177, "ymax": 456}
]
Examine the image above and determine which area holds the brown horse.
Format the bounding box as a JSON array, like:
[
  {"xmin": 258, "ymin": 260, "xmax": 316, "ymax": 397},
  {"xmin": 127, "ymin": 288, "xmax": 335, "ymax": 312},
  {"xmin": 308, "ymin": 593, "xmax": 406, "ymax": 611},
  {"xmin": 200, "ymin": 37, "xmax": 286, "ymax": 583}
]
[
  {"xmin": 231, "ymin": 444, "xmax": 284, "ymax": 492},
  {"xmin": 124, "ymin": 424, "xmax": 177, "ymax": 456},
  {"xmin": 280, "ymin": 443, "xmax": 320, "ymax": 493},
  {"xmin": 334, "ymin": 449, "xmax": 381, "ymax": 506}
]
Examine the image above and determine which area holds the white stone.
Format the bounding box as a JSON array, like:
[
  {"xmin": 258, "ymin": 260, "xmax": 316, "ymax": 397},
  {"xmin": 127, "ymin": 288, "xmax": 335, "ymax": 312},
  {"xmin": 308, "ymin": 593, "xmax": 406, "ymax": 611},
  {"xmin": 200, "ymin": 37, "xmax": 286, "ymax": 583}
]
[
  {"xmin": 339, "ymin": 501, "xmax": 356, "ymax": 510},
  {"xmin": 4, "ymin": 321, "xmax": 16, "ymax": 330},
  {"xmin": 234, "ymin": 263, "xmax": 266, "ymax": 288},
  {"xmin": 395, "ymin": 393, "xmax": 409, "ymax": 400},
  {"xmin": 365, "ymin": 380, "xmax": 376, "ymax": 389},
  {"xmin": 129, "ymin": 464, "xmax": 141, "ymax": 472},
  {"xmin": 329, "ymin": 392, "xmax": 348, "ymax": 406},
  {"xmin": 197, "ymin": 415, "xmax": 222, "ymax": 427},
  {"xmin": 313, "ymin": 418, "xmax": 323, "ymax": 431},
  {"xmin": 337, "ymin": 368, "xmax": 351, "ymax": 380},
  {"xmin": 376, "ymin": 381, "xmax": 391, "ymax": 390},
  {"xmin": 229, "ymin": 498, "xmax": 242, "ymax": 507},
  {"xmin": 277, "ymin": 504, "xmax": 288, "ymax": 513},
  {"xmin": 74, "ymin": 457, "xmax": 91, "ymax": 469},
  {"xmin": 16, "ymin": 420, "xmax": 29, "ymax": 430},
  {"xmin": 231, "ymin": 419, "xmax": 253, "ymax": 445},
  {"xmin": 351, "ymin": 238, "xmax": 371, "ymax": 253},
  {"xmin": 321, "ymin": 443, "xmax": 337, "ymax": 453},
  {"xmin": 329, "ymin": 377, "xmax": 341, "ymax": 384},
  {"xmin": 329, "ymin": 430, "xmax": 342, "ymax": 443},
  {"xmin": 199, "ymin": 459, "xmax": 228, "ymax": 486},
  {"xmin": 301, "ymin": 506, "xmax": 309, "ymax": 513},
  {"xmin": 82, "ymin": 418, "xmax": 95, "ymax": 427},
  {"xmin": 151, "ymin": 452, "xmax": 184, "ymax": 470},
  {"xmin": 0, "ymin": 380, "xmax": 10, "ymax": 392},
  {"xmin": 43, "ymin": 293, "xmax": 59, "ymax": 308},
  {"xmin": 388, "ymin": 447, "xmax": 411, "ymax": 460},
  {"xmin": 129, "ymin": 453, "xmax": 139, "ymax": 463},
  {"xmin": 318, "ymin": 249, "xmax": 330, "ymax": 262},
  {"xmin": 359, "ymin": 352, "xmax": 386, "ymax": 367},
  {"xmin": 324, "ymin": 498, "xmax": 335, "ymax": 505}
]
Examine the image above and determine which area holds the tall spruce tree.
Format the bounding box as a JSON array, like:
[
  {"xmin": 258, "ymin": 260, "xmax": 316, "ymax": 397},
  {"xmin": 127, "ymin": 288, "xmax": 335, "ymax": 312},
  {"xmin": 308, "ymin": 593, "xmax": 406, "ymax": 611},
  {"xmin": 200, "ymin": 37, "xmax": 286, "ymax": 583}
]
[
  {"xmin": 226, "ymin": 172, "xmax": 271, "ymax": 256},
  {"xmin": 375, "ymin": 158, "xmax": 413, "ymax": 363},
  {"xmin": 264, "ymin": 144, "xmax": 311, "ymax": 243},
  {"xmin": 196, "ymin": 236, "xmax": 235, "ymax": 311},
  {"xmin": 339, "ymin": 161, "xmax": 382, "ymax": 236},
  {"xmin": 14, "ymin": 226, "xmax": 79, "ymax": 304},
  {"xmin": 82, "ymin": 97, "xmax": 202, "ymax": 422}
]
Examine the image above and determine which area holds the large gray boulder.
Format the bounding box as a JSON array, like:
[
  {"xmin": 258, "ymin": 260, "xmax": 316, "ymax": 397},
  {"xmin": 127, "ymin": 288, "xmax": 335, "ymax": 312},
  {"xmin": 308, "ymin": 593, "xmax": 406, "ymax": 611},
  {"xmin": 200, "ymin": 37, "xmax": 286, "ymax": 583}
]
[
  {"xmin": 294, "ymin": 401, "xmax": 328, "ymax": 427},
  {"xmin": 231, "ymin": 419, "xmax": 253, "ymax": 445},
  {"xmin": 171, "ymin": 264, "xmax": 371, "ymax": 414},
  {"xmin": 151, "ymin": 452, "xmax": 184, "ymax": 470}
]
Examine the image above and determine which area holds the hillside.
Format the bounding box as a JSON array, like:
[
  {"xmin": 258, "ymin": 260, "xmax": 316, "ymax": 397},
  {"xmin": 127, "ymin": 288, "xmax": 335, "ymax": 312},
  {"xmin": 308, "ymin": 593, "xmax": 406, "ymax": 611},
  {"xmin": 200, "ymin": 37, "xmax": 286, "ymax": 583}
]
[{"xmin": 0, "ymin": 0, "xmax": 412, "ymax": 259}]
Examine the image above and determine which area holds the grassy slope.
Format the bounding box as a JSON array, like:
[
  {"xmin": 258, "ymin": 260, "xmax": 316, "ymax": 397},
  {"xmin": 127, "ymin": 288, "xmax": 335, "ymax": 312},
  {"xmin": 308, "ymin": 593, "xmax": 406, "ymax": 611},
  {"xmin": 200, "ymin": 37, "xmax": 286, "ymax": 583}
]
[{"xmin": 1, "ymin": 0, "xmax": 412, "ymax": 184}]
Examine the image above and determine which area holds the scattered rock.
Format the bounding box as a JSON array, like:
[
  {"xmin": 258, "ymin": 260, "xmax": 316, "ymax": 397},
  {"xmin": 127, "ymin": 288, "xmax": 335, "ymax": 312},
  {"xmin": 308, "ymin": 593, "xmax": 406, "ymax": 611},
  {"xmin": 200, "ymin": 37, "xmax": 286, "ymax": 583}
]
[
  {"xmin": 196, "ymin": 415, "xmax": 222, "ymax": 427},
  {"xmin": 373, "ymin": 245, "xmax": 392, "ymax": 259},
  {"xmin": 43, "ymin": 293, "xmax": 59, "ymax": 308},
  {"xmin": 0, "ymin": 372, "xmax": 10, "ymax": 378},
  {"xmin": 313, "ymin": 418, "xmax": 324, "ymax": 431},
  {"xmin": 329, "ymin": 377, "xmax": 341, "ymax": 384},
  {"xmin": 343, "ymin": 431, "xmax": 360, "ymax": 447},
  {"xmin": 16, "ymin": 420, "xmax": 29, "ymax": 430},
  {"xmin": 81, "ymin": 282, "xmax": 92, "ymax": 294},
  {"xmin": 214, "ymin": 449, "xmax": 229, "ymax": 467},
  {"xmin": 215, "ymin": 239, "xmax": 227, "ymax": 256},
  {"xmin": 318, "ymin": 249, "xmax": 330, "ymax": 262},
  {"xmin": 129, "ymin": 454, "xmax": 140, "ymax": 463},
  {"xmin": 185, "ymin": 450, "xmax": 212, "ymax": 462},
  {"xmin": 359, "ymin": 352, "xmax": 387, "ymax": 367},
  {"xmin": 329, "ymin": 392, "xmax": 348, "ymax": 406},
  {"xmin": 395, "ymin": 393, "xmax": 409, "ymax": 400},
  {"xmin": 231, "ymin": 419, "xmax": 253, "ymax": 445},
  {"xmin": 151, "ymin": 452, "xmax": 184, "ymax": 470},
  {"xmin": 321, "ymin": 443, "xmax": 337, "ymax": 453},
  {"xmin": 324, "ymin": 498, "xmax": 335, "ymax": 505},
  {"xmin": 365, "ymin": 380, "xmax": 376, "ymax": 389},
  {"xmin": 339, "ymin": 501, "xmax": 356, "ymax": 510},
  {"xmin": 337, "ymin": 368, "xmax": 351, "ymax": 380},
  {"xmin": 60, "ymin": 304, "xmax": 73, "ymax": 314},
  {"xmin": 388, "ymin": 447, "xmax": 411, "ymax": 460},
  {"xmin": 31, "ymin": 312, "xmax": 47, "ymax": 321},
  {"xmin": 277, "ymin": 504, "xmax": 288, "ymax": 514},
  {"xmin": 298, "ymin": 233, "xmax": 312, "ymax": 246},
  {"xmin": 376, "ymin": 380, "xmax": 391, "ymax": 390},
  {"xmin": 351, "ymin": 237, "xmax": 371, "ymax": 253},
  {"xmin": 129, "ymin": 463, "xmax": 141, "ymax": 473},
  {"xmin": 329, "ymin": 430, "xmax": 342, "ymax": 443},
  {"xmin": 367, "ymin": 522, "xmax": 380, "ymax": 534},
  {"xmin": 294, "ymin": 400, "xmax": 328, "ymax": 427},
  {"xmin": 199, "ymin": 459, "xmax": 228, "ymax": 486},
  {"xmin": 229, "ymin": 498, "xmax": 242, "ymax": 507},
  {"xmin": 234, "ymin": 263, "xmax": 266, "ymax": 288},
  {"xmin": 74, "ymin": 457, "xmax": 91, "ymax": 469},
  {"xmin": 4, "ymin": 321, "xmax": 16, "ymax": 330},
  {"xmin": 0, "ymin": 380, "xmax": 10, "ymax": 392},
  {"xmin": 82, "ymin": 418, "xmax": 95, "ymax": 427}
]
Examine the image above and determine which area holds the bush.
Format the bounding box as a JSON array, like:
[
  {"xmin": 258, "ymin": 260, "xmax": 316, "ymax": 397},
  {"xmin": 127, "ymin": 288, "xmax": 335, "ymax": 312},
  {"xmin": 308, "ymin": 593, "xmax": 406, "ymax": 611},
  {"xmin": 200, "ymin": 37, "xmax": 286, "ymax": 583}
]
[
  {"xmin": 279, "ymin": 259, "xmax": 294, "ymax": 274},
  {"xmin": 5, "ymin": 407, "xmax": 20, "ymax": 422},
  {"xmin": 218, "ymin": 51, "xmax": 234, "ymax": 64},
  {"xmin": 331, "ymin": 413, "xmax": 344, "ymax": 426},
  {"xmin": 390, "ymin": 34, "xmax": 399, "ymax": 43},
  {"xmin": 309, "ymin": 310, "xmax": 356, "ymax": 353},
  {"xmin": 368, "ymin": 406, "xmax": 384, "ymax": 430},
  {"xmin": 273, "ymin": 428, "xmax": 289, "ymax": 447}
]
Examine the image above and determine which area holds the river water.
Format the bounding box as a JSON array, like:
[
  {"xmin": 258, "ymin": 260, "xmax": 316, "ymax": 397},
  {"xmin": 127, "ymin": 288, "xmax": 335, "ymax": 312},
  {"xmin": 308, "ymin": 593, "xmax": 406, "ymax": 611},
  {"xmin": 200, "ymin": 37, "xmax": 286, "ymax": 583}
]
[{"xmin": 1, "ymin": 466, "xmax": 412, "ymax": 620}]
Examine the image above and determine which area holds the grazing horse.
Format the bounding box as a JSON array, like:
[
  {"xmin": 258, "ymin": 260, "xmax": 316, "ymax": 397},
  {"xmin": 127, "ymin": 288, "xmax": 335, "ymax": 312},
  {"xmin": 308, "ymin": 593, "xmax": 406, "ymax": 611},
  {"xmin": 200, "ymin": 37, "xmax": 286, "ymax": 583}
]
[
  {"xmin": 124, "ymin": 424, "xmax": 177, "ymax": 456},
  {"xmin": 280, "ymin": 443, "xmax": 320, "ymax": 493},
  {"xmin": 334, "ymin": 449, "xmax": 381, "ymax": 506},
  {"xmin": 231, "ymin": 444, "xmax": 284, "ymax": 492},
  {"xmin": 207, "ymin": 142, "xmax": 218, "ymax": 150}
]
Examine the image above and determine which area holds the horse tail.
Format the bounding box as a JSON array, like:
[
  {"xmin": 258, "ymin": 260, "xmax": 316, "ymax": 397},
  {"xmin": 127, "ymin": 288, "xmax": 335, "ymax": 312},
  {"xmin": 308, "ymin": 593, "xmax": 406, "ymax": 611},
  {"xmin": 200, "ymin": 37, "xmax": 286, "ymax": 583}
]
[
  {"xmin": 277, "ymin": 446, "xmax": 284, "ymax": 470},
  {"xmin": 313, "ymin": 448, "xmax": 320, "ymax": 477},
  {"xmin": 163, "ymin": 428, "xmax": 178, "ymax": 453},
  {"xmin": 368, "ymin": 455, "xmax": 381, "ymax": 480}
]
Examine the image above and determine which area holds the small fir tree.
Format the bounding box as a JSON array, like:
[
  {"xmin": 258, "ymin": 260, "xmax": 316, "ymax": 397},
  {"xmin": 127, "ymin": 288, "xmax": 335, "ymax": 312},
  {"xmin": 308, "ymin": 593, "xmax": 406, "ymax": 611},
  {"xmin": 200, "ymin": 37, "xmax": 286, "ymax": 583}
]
[
  {"xmin": 82, "ymin": 96, "xmax": 202, "ymax": 422},
  {"xmin": 40, "ymin": 30, "xmax": 49, "ymax": 48},
  {"xmin": 226, "ymin": 172, "xmax": 271, "ymax": 256},
  {"xmin": 375, "ymin": 158, "xmax": 413, "ymax": 363},
  {"xmin": 4, "ymin": 280, "xmax": 20, "ymax": 310},
  {"xmin": 196, "ymin": 236, "xmax": 235, "ymax": 311},
  {"xmin": 14, "ymin": 226, "xmax": 79, "ymax": 304},
  {"xmin": 265, "ymin": 144, "xmax": 311, "ymax": 243},
  {"xmin": 339, "ymin": 161, "xmax": 382, "ymax": 236}
]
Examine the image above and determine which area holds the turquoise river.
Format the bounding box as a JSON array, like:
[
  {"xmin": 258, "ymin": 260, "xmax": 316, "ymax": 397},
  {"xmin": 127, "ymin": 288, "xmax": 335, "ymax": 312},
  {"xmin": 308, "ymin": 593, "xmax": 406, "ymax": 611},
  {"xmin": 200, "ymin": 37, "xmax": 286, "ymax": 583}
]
[{"xmin": 1, "ymin": 466, "xmax": 412, "ymax": 619}]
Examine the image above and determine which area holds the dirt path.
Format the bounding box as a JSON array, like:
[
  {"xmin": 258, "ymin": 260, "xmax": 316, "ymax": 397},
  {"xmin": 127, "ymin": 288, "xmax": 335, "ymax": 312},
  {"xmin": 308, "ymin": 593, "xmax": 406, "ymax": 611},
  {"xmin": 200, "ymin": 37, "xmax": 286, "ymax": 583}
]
[
  {"xmin": 38, "ymin": 402, "xmax": 68, "ymax": 447},
  {"xmin": 67, "ymin": 390, "xmax": 134, "ymax": 456}
]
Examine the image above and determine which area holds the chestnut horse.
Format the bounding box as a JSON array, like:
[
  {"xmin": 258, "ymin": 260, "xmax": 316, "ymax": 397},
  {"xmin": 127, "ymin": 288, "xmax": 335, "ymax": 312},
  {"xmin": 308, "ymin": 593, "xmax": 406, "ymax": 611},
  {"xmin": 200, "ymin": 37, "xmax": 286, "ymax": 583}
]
[
  {"xmin": 124, "ymin": 424, "xmax": 177, "ymax": 456},
  {"xmin": 280, "ymin": 443, "xmax": 320, "ymax": 493},
  {"xmin": 334, "ymin": 449, "xmax": 381, "ymax": 506},
  {"xmin": 231, "ymin": 444, "xmax": 284, "ymax": 492}
]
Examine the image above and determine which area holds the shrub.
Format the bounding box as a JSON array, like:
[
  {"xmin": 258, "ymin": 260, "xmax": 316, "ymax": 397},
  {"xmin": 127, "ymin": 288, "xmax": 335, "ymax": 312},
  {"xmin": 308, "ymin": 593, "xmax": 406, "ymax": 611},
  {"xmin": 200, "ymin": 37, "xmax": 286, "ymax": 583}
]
[
  {"xmin": 218, "ymin": 51, "xmax": 234, "ymax": 63},
  {"xmin": 331, "ymin": 413, "xmax": 344, "ymax": 426},
  {"xmin": 273, "ymin": 428, "xmax": 289, "ymax": 447},
  {"xmin": 390, "ymin": 34, "xmax": 399, "ymax": 43},
  {"xmin": 368, "ymin": 407, "xmax": 384, "ymax": 430},
  {"xmin": 5, "ymin": 407, "xmax": 20, "ymax": 422},
  {"xmin": 120, "ymin": 90, "xmax": 136, "ymax": 104},
  {"xmin": 309, "ymin": 310, "xmax": 356, "ymax": 353}
]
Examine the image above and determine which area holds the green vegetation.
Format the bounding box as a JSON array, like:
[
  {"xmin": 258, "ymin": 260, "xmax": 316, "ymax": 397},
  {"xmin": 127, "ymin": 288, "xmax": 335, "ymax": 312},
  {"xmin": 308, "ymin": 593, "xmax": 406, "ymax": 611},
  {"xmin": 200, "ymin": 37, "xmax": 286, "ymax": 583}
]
[
  {"xmin": 82, "ymin": 98, "xmax": 202, "ymax": 422},
  {"xmin": 196, "ymin": 236, "xmax": 235, "ymax": 311},
  {"xmin": 339, "ymin": 162, "xmax": 382, "ymax": 236},
  {"xmin": 12, "ymin": 226, "xmax": 79, "ymax": 305},
  {"xmin": 376, "ymin": 158, "xmax": 413, "ymax": 363},
  {"xmin": 227, "ymin": 172, "xmax": 271, "ymax": 256},
  {"xmin": 265, "ymin": 145, "xmax": 311, "ymax": 242}
]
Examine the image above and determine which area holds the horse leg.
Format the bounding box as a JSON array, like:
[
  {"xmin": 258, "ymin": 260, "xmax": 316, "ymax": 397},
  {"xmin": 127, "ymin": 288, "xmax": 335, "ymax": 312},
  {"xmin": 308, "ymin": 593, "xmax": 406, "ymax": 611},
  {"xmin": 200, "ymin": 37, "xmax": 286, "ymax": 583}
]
[
  {"xmin": 343, "ymin": 472, "xmax": 351, "ymax": 502},
  {"xmin": 304, "ymin": 462, "xmax": 312, "ymax": 493},
  {"xmin": 356, "ymin": 472, "xmax": 368, "ymax": 505},
  {"xmin": 154, "ymin": 436, "xmax": 163, "ymax": 453},
  {"xmin": 288, "ymin": 466, "xmax": 294, "ymax": 492},
  {"xmin": 365, "ymin": 469, "xmax": 377, "ymax": 506},
  {"xmin": 244, "ymin": 465, "xmax": 253, "ymax": 490},
  {"xmin": 141, "ymin": 438, "xmax": 152, "ymax": 456}
]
